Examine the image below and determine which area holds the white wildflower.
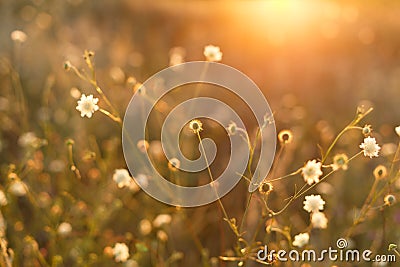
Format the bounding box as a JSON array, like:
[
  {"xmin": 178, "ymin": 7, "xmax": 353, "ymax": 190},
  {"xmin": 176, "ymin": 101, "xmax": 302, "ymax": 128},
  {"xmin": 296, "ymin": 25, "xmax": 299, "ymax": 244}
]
[
  {"xmin": 157, "ymin": 230, "xmax": 168, "ymax": 242},
  {"xmin": 302, "ymin": 160, "xmax": 323, "ymax": 185},
  {"xmin": 203, "ymin": 45, "xmax": 222, "ymax": 62},
  {"xmin": 112, "ymin": 169, "xmax": 132, "ymax": 188},
  {"xmin": 303, "ymin": 194, "xmax": 325, "ymax": 213},
  {"xmin": 169, "ymin": 46, "xmax": 186, "ymax": 66},
  {"xmin": 57, "ymin": 222, "xmax": 72, "ymax": 236},
  {"xmin": 8, "ymin": 181, "xmax": 28, "ymax": 196},
  {"xmin": 139, "ymin": 219, "xmax": 152, "ymax": 235},
  {"xmin": 76, "ymin": 94, "xmax": 99, "ymax": 118},
  {"xmin": 292, "ymin": 233, "xmax": 309, "ymax": 248},
  {"xmin": 18, "ymin": 132, "xmax": 39, "ymax": 147},
  {"xmin": 112, "ymin": 243, "xmax": 130, "ymax": 262},
  {"xmin": 153, "ymin": 214, "xmax": 172, "ymax": 228},
  {"xmin": 11, "ymin": 30, "xmax": 27, "ymax": 43},
  {"xmin": 311, "ymin": 211, "xmax": 328, "ymax": 229},
  {"xmin": 395, "ymin": 126, "xmax": 400, "ymax": 137},
  {"xmin": 359, "ymin": 136, "xmax": 381, "ymax": 158}
]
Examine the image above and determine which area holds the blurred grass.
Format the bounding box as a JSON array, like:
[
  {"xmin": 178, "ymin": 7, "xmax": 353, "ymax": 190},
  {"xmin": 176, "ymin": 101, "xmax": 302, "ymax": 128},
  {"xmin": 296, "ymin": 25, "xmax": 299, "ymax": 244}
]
[{"xmin": 0, "ymin": 0, "xmax": 399, "ymax": 266}]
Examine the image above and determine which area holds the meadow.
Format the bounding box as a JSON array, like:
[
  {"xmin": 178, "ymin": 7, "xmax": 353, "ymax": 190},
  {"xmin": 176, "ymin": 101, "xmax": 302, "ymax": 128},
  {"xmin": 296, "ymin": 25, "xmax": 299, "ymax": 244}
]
[{"xmin": 0, "ymin": 0, "xmax": 399, "ymax": 266}]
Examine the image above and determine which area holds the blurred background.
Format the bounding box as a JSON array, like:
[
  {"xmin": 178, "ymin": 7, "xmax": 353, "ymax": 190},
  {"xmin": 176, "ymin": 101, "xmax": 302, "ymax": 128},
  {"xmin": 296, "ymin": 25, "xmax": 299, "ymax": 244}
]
[{"xmin": 0, "ymin": 0, "xmax": 399, "ymax": 266}]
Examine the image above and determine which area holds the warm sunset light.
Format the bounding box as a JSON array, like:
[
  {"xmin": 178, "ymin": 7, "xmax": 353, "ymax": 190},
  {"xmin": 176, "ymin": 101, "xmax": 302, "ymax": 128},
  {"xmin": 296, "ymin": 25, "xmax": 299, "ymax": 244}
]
[{"xmin": 1, "ymin": 0, "xmax": 399, "ymax": 266}]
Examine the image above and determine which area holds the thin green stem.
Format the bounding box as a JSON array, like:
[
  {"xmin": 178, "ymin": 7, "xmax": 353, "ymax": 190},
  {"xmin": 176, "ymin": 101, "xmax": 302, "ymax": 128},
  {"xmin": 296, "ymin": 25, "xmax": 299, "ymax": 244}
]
[
  {"xmin": 321, "ymin": 107, "xmax": 373, "ymax": 164},
  {"xmin": 196, "ymin": 132, "xmax": 238, "ymax": 236}
]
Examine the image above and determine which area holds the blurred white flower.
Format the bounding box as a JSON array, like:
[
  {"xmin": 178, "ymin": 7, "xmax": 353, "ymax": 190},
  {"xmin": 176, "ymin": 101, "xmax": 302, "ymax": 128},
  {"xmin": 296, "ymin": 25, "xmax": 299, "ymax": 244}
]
[
  {"xmin": 169, "ymin": 46, "xmax": 186, "ymax": 66},
  {"xmin": 76, "ymin": 94, "xmax": 99, "ymax": 118},
  {"xmin": 112, "ymin": 242, "xmax": 129, "ymax": 262},
  {"xmin": 0, "ymin": 190, "xmax": 7, "ymax": 206},
  {"xmin": 302, "ymin": 160, "xmax": 323, "ymax": 185},
  {"xmin": 303, "ymin": 194, "xmax": 325, "ymax": 213},
  {"xmin": 136, "ymin": 174, "xmax": 149, "ymax": 188},
  {"xmin": 113, "ymin": 169, "xmax": 132, "ymax": 188},
  {"xmin": 48, "ymin": 159, "xmax": 66, "ymax": 172},
  {"xmin": 136, "ymin": 139, "xmax": 149, "ymax": 153},
  {"xmin": 360, "ymin": 136, "xmax": 380, "ymax": 158},
  {"xmin": 70, "ymin": 87, "xmax": 81, "ymax": 99},
  {"xmin": 395, "ymin": 126, "xmax": 400, "ymax": 137},
  {"xmin": 203, "ymin": 45, "xmax": 222, "ymax": 62},
  {"xmin": 139, "ymin": 219, "xmax": 152, "ymax": 235},
  {"xmin": 57, "ymin": 222, "xmax": 72, "ymax": 236},
  {"xmin": 381, "ymin": 143, "xmax": 397, "ymax": 156},
  {"xmin": 157, "ymin": 230, "xmax": 168, "ymax": 242},
  {"xmin": 311, "ymin": 211, "xmax": 328, "ymax": 229},
  {"xmin": 11, "ymin": 30, "xmax": 27, "ymax": 43},
  {"xmin": 153, "ymin": 214, "xmax": 172, "ymax": 228},
  {"xmin": 8, "ymin": 181, "xmax": 28, "ymax": 196},
  {"xmin": 109, "ymin": 66, "xmax": 125, "ymax": 84},
  {"xmin": 18, "ymin": 132, "xmax": 39, "ymax": 147},
  {"xmin": 292, "ymin": 233, "xmax": 309, "ymax": 248}
]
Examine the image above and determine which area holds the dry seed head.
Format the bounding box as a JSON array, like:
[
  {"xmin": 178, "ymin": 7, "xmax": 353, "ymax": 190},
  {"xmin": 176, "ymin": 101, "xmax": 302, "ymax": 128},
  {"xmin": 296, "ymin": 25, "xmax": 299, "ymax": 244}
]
[
  {"xmin": 384, "ymin": 194, "xmax": 396, "ymax": 206},
  {"xmin": 189, "ymin": 119, "xmax": 203, "ymax": 134},
  {"xmin": 332, "ymin": 153, "xmax": 349, "ymax": 171},
  {"xmin": 278, "ymin": 129, "xmax": 293, "ymax": 144},
  {"xmin": 373, "ymin": 165, "xmax": 387, "ymax": 180},
  {"xmin": 388, "ymin": 244, "xmax": 397, "ymax": 252},
  {"xmin": 362, "ymin": 125, "xmax": 373, "ymax": 136},
  {"xmin": 227, "ymin": 122, "xmax": 237, "ymax": 135},
  {"xmin": 83, "ymin": 50, "xmax": 95, "ymax": 59},
  {"xmin": 259, "ymin": 182, "xmax": 273, "ymax": 195},
  {"xmin": 64, "ymin": 61, "xmax": 72, "ymax": 71}
]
